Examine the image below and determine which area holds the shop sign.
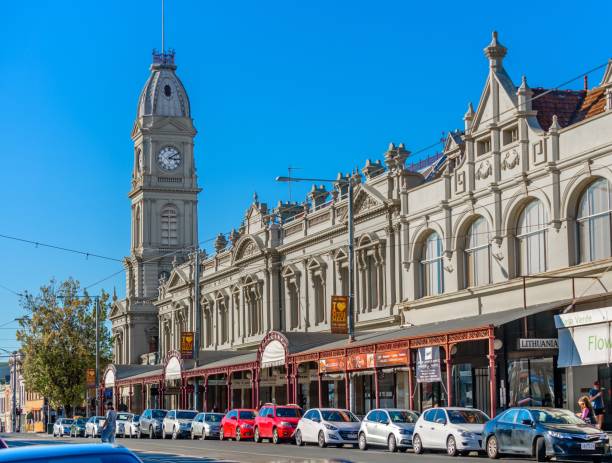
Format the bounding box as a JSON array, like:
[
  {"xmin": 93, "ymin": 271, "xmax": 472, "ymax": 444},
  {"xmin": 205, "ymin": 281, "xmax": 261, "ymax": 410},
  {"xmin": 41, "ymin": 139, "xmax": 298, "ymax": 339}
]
[
  {"xmin": 330, "ymin": 295, "xmax": 348, "ymax": 334},
  {"xmin": 376, "ymin": 350, "xmax": 408, "ymax": 367},
  {"xmin": 319, "ymin": 357, "xmax": 345, "ymax": 373},
  {"xmin": 555, "ymin": 307, "xmax": 612, "ymax": 328},
  {"xmin": 415, "ymin": 347, "xmax": 442, "ymax": 383},
  {"xmin": 346, "ymin": 353, "xmax": 375, "ymax": 370},
  {"xmin": 558, "ymin": 321, "xmax": 612, "ymax": 367},
  {"xmin": 86, "ymin": 369, "xmax": 96, "ymax": 387},
  {"xmin": 180, "ymin": 331, "xmax": 194, "ymax": 359},
  {"xmin": 518, "ymin": 338, "xmax": 558, "ymax": 349}
]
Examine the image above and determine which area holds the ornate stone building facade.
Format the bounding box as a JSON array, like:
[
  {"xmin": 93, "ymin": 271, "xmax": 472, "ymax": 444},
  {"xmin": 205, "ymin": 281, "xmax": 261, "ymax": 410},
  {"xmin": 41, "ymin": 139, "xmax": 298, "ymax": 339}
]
[{"xmin": 108, "ymin": 34, "xmax": 612, "ymax": 418}]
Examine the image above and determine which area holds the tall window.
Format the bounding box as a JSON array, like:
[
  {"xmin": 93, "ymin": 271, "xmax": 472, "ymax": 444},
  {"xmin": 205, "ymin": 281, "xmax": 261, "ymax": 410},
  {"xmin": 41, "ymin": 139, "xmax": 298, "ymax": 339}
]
[
  {"xmin": 577, "ymin": 178, "xmax": 612, "ymax": 263},
  {"xmin": 217, "ymin": 295, "xmax": 228, "ymax": 345},
  {"xmin": 366, "ymin": 254, "xmax": 379, "ymax": 310},
  {"xmin": 313, "ymin": 274, "xmax": 325, "ymax": 325},
  {"xmin": 421, "ymin": 232, "xmax": 444, "ymax": 297},
  {"xmin": 465, "ymin": 217, "xmax": 491, "ymax": 287},
  {"xmin": 288, "ymin": 282, "xmax": 299, "ymax": 330},
  {"xmin": 203, "ymin": 306, "xmax": 212, "ymax": 348},
  {"xmin": 161, "ymin": 205, "xmax": 178, "ymax": 246},
  {"xmin": 516, "ymin": 200, "xmax": 548, "ymax": 275}
]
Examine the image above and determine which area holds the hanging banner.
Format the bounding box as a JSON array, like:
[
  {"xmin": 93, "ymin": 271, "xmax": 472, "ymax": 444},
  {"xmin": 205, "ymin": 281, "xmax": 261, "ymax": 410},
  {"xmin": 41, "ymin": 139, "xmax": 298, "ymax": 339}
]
[
  {"xmin": 319, "ymin": 357, "xmax": 345, "ymax": 373},
  {"xmin": 330, "ymin": 295, "xmax": 348, "ymax": 334},
  {"xmin": 86, "ymin": 369, "xmax": 96, "ymax": 387},
  {"xmin": 416, "ymin": 346, "xmax": 442, "ymax": 383},
  {"xmin": 376, "ymin": 350, "xmax": 408, "ymax": 367},
  {"xmin": 180, "ymin": 331, "xmax": 194, "ymax": 359},
  {"xmin": 346, "ymin": 353, "xmax": 375, "ymax": 370}
]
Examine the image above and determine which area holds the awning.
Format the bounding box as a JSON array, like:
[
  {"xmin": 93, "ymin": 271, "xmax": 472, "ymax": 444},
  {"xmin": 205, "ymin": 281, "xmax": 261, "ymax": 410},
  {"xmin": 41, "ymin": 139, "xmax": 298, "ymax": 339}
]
[
  {"xmin": 165, "ymin": 356, "xmax": 182, "ymax": 381},
  {"xmin": 261, "ymin": 340, "xmax": 285, "ymax": 368},
  {"xmin": 556, "ymin": 306, "xmax": 612, "ymax": 367}
]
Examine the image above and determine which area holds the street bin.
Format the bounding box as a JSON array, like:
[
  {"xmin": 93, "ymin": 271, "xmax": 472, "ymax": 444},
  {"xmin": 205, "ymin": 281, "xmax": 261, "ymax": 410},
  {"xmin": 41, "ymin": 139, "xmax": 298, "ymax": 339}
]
[{"xmin": 47, "ymin": 423, "xmax": 53, "ymax": 434}]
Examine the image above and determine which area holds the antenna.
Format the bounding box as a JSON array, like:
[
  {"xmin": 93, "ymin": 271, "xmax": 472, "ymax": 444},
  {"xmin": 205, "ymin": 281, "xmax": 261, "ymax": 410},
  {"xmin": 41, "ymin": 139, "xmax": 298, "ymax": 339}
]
[{"xmin": 161, "ymin": 0, "xmax": 165, "ymax": 53}]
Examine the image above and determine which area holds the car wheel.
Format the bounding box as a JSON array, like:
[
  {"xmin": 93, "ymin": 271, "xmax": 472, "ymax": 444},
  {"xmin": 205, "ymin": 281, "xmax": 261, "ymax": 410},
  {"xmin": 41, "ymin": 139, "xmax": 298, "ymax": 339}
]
[
  {"xmin": 412, "ymin": 434, "xmax": 424, "ymax": 454},
  {"xmin": 172, "ymin": 428, "xmax": 178, "ymax": 440},
  {"xmin": 161, "ymin": 428, "xmax": 166, "ymax": 439},
  {"xmin": 200, "ymin": 429, "xmax": 205, "ymax": 440},
  {"xmin": 318, "ymin": 430, "xmax": 327, "ymax": 448},
  {"xmin": 191, "ymin": 430, "xmax": 195, "ymax": 440},
  {"xmin": 487, "ymin": 435, "xmax": 500, "ymax": 459},
  {"xmin": 295, "ymin": 430, "xmax": 304, "ymax": 447},
  {"xmin": 137, "ymin": 428, "xmax": 142, "ymax": 439},
  {"xmin": 447, "ymin": 435, "xmax": 458, "ymax": 457},
  {"xmin": 272, "ymin": 428, "xmax": 280, "ymax": 445},
  {"xmin": 535, "ymin": 437, "xmax": 546, "ymax": 462},
  {"xmin": 388, "ymin": 434, "xmax": 398, "ymax": 453},
  {"xmin": 358, "ymin": 432, "xmax": 368, "ymax": 450},
  {"xmin": 149, "ymin": 426, "xmax": 154, "ymax": 439},
  {"xmin": 253, "ymin": 427, "xmax": 261, "ymax": 443},
  {"xmin": 219, "ymin": 427, "xmax": 225, "ymax": 441},
  {"xmin": 236, "ymin": 427, "xmax": 242, "ymax": 442}
]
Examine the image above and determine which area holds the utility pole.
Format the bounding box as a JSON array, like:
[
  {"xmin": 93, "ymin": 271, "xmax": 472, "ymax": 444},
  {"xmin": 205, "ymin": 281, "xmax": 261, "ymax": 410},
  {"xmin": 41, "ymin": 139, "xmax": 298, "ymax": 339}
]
[
  {"xmin": 192, "ymin": 249, "xmax": 201, "ymax": 410},
  {"xmin": 11, "ymin": 351, "xmax": 16, "ymax": 433},
  {"xmin": 94, "ymin": 296, "xmax": 100, "ymax": 416}
]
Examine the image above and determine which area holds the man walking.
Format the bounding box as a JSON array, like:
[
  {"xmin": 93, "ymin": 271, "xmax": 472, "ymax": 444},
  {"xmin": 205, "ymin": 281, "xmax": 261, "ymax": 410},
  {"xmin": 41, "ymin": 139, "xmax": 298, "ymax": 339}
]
[
  {"xmin": 100, "ymin": 401, "xmax": 117, "ymax": 443},
  {"xmin": 589, "ymin": 381, "xmax": 605, "ymax": 430}
]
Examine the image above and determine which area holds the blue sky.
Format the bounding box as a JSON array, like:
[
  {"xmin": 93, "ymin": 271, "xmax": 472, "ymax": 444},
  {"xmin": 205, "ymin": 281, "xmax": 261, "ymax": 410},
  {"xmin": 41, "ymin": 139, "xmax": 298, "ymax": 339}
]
[{"xmin": 0, "ymin": 0, "xmax": 608, "ymax": 351}]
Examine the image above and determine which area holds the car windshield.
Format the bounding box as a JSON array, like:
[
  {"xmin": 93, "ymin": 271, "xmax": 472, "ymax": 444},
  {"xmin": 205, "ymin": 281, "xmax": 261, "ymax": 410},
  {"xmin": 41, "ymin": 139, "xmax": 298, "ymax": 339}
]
[
  {"xmin": 117, "ymin": 414, "xmax": 132, "ymax": 421},
  {"xmin": 448, "ymin": 410, "xmax": 489, "ymax": 424},
  {"xmin": 152, "ymin": 410, "xmax": 167, "ymax": 419},
  {"xmin": 177, "ymin": 411, "xmax": 198, "ymax": 420},
  {"xmin": 205, "ymin": 414, "xmax": 223, "ymax": 423},
  {"xmin": 389, "ymin": 411, "xmax": 418, "ymax": 423},
  {"xmin": 63, "ymin": 419, "xmax": 74, "ymax": 425},
  {"xmin": 276, "ymin": 408, "xmax": 301, "ymax": 418},
  {"xmin": 133, "ymin": 415, "xmax": 140, "ymax": 422},
  {"xmin": 239, "ymin": 411, "xmax": 255, "ymax": 420},
  {"xmin": 321, "ymin": 410, "xmax": 359, "ymax": 422},
  {"xmin": 75, "ymin": 419, "xmax": 87, "ymax": 425},
  {"xmin": 532, "ymin": 409, "xmax": 588, "ymax": 425}
]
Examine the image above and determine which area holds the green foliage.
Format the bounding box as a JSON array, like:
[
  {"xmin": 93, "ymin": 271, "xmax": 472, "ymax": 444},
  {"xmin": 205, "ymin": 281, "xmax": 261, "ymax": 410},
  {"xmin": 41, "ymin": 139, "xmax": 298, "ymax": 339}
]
[{"xmin": 16, "ymin": 278, "xmax": 112, "ymax": 409}]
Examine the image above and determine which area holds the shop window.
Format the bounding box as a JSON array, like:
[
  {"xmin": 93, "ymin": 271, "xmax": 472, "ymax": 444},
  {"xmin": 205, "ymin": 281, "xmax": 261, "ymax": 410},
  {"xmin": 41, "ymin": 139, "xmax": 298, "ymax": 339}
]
[
  {"xmin": 420, "ymin": 232, "xmax": 444, "ymax": 297},
  {"xmin": 577, "ymin": 178, "xmax": 612, "ymax": 263},
  {"xmin": 452, "ymin": 363, "xmax": 474, "ymax": 408},
  {"xmin": 507, "ymin": 358, "xmax": 555, "ymax": 407},
  {"xmin": 464, "ymin": 217, "xmax": 491, "ymax": 288},
  {"xmin": 516, "ymin": 200, "xmax": 548, "ymax": 275}
]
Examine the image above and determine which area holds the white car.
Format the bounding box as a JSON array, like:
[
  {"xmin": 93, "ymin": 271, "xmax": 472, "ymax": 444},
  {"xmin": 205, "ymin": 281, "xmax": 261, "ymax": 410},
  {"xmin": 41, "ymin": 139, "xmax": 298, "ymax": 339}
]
[
  {"xmin": 125, "ymin": 414, "xmax": 141, "ymax": 438},
  {"xmin": 52, "ymin": 418, "xmax": 73, "ymax": 437},
  {"xmin": 190, "ymin": 412, "xmax": 224, "ymax": 440},
  {"xmin": 85, "ymin": 416, "xmax": 105, "ymax": 438},
  {"xmin": 358, "ymin": 408, "xmax": 419, "ymax": 452},
  {"xmin": 412, "ymin": 407, "xmax": 489, "ymax": 456},
  {"xmin": 295, "ymin": 408, "xmax": 361, "ymax": 448},
  {"xmin": 162, "ymin": 409, "xmax": 199, "ymax": 439},
  {"xmin": 115, "ymin": 412, "xmax": 134, "ymax": 438}
]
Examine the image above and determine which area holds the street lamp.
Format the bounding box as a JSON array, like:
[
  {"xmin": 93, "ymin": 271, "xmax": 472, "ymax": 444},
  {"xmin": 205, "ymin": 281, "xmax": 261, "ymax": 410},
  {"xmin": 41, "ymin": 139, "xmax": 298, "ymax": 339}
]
[{"xmin": 275, "ymin": 175, "xmax": 356, "ymax": 342}]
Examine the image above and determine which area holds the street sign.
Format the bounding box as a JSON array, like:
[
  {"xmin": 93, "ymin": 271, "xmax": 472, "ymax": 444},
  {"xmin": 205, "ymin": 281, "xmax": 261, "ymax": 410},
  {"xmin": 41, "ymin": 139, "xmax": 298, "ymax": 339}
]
[
  {"xmin": 86, "ymin": 369, "xmax": 96, "ymax": 387},
  {"xmin": 416, "ymin": 346, "xmax": 442, "ymax": 383},
  {"xmin": 518, "ymin": 338, "xmax": 558, "ymax": 349},
  {"xmin": 330, "ymin": 295, "xmax": 348, "ymax": 334},
  {"xmin": 181, "ymin": 332, "xmax": 194, "ymax": 359}
]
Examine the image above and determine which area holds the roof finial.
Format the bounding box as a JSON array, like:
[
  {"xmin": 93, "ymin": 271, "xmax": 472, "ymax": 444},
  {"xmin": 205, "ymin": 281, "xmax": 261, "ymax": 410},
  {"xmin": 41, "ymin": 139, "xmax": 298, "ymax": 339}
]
[{"xmin": 484, "ymin": 30, "xmax": 507, "ymax": 70}]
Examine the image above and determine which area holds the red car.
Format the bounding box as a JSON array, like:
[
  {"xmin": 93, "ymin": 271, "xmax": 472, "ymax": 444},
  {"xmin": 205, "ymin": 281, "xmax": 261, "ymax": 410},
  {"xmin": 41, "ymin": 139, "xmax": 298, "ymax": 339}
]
[
  {"xmin": 220, "ymin": 409, "xmax": 256, "ymax": 441},
  {"xmin": 254, "ymin": 404, "xmax": 302, "ymax": 444}
]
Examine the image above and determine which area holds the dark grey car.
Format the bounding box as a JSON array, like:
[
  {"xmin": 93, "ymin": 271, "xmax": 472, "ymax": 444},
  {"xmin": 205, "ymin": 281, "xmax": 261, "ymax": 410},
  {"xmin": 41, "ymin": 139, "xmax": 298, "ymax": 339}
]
[{"xmin": 138, "ymin": 408, "xmax": 167, "ymax": 439}]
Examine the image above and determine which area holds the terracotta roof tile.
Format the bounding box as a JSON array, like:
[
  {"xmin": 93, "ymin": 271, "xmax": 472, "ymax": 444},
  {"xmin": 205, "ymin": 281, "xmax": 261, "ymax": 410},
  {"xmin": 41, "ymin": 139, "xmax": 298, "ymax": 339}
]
[
  {"xmin": 571, "ymin": 86, "xmax": 607, "ymax": 124},
  {"xmin": 531, "ymin": 88, "xmax": 585, "ymax": 131}
]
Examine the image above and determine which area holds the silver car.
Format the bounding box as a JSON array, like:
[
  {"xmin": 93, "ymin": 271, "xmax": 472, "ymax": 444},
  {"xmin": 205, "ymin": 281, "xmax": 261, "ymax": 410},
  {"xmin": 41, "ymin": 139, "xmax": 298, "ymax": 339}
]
[
  {"xmin": 84, "ymin": 416, "xmax": 105, "ymax": 438},
  {"xmin": 190, "ymin": 412, "xmax": 224, "ymax": 440},
  {"xmin": 115, "ymin": 412, "xmax": 134, "ymax": 438},
  {"xmin": 125, "ymin": 414, "xmax": 141, "ymax": 438},
  {"xmin": 358, "ymin": 408, "xmax": 419, "ymax": 452},
  {"xmin": 52, "ymin": 418, "xmax": 73, "ymax": 437},
  {"xmin": 162, "ymin": 409, "xmax": 199, "ymax": 439},
  {"xmin": 138, "ymin": 409, "xmax": 167, "ymax": 438}
]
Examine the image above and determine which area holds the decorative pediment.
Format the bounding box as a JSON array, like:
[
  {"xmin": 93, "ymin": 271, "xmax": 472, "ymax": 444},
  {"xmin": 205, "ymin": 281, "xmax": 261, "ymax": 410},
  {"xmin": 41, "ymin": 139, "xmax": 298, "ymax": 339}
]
[
  {"xmin": 338, "ymin": 184, "xmax": 386, "ymax": 220},
  {"xmin": 151, "ymin": 117, "xmax": 192, "ymax": 133},
  {"xmin": 281, "ymin": 264, "xmax": 300, "ymax": 279},
  {"xmin": 471, "ymin": 73, "xmax": 517, "ymax": 133},
  {"xmin": 443, "ymin": 130, "xmax": 464, "ymax": 152},
  {"xmin": 166, "ymin": 266, "xmax": 189, "ymax": 290},
  {"xmin": 109, "ymin": 299, "xmax": 127, "ymax": 319},
  {"xmin": 233, "ymin": 235, "xmax": 263, "ymax": 262},
  {"xmin": 307, "ymin": 256, "xmax": 326, "ymax": 271}
]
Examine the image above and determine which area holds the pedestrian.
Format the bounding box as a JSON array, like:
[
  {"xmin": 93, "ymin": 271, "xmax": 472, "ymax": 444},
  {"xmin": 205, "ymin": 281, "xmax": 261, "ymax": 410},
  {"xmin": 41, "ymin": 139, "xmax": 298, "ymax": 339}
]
[
  {"xmin": 100, "ymin": 401, "xmax": 117, "ymax": 444},
  {"xmin": 576, "ymin": 396, "xmax": 595, "ymax": 425},
  {"xmin": 589, "ymin": 381, "xmax": 605, "ymax": 429}
]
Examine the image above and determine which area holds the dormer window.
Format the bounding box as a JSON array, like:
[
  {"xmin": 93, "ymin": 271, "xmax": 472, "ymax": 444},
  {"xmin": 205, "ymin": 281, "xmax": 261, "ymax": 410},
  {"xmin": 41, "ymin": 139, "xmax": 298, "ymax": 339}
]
[
  {"xmin": 164, "ymin": 84, "xmax": 172, "ymax": 98},
  {"xmin": 477, "ymin": 137, "xmax": 491, "ymax": 156},
  {"xmin": 503, "ymin": 126, "xmax": 519, "ymax": 145}
]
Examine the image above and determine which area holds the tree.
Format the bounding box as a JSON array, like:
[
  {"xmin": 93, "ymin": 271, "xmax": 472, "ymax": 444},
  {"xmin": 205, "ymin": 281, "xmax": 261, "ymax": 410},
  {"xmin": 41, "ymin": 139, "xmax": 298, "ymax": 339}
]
[{"xmin": 16, "ymin": 278, "xmax": 112, "ymax": 410}]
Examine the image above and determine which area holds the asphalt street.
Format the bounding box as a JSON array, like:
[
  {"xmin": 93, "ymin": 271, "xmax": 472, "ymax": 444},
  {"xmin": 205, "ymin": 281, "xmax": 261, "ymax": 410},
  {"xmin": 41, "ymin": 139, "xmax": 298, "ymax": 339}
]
[{"xmin": 0, "ymin": 433, "xmax": 602, "ymax": 463}]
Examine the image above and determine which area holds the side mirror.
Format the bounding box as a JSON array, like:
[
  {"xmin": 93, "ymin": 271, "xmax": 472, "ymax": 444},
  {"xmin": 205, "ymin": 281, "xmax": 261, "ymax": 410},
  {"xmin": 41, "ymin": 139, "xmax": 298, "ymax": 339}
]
[
  {"xmin": 435, "ymin": 418, "xmax": 447, "ymax": 425},
  {"xmin": 521, "ymin": 419, "xmax": 534, "ymax": 426},
  {"xmin": 381, "ymin": 419, "xmax": 390, "ymax": 425},
  {"xmin": 231, "ymin": 416, "xmax": 237, "ymax": 421}
]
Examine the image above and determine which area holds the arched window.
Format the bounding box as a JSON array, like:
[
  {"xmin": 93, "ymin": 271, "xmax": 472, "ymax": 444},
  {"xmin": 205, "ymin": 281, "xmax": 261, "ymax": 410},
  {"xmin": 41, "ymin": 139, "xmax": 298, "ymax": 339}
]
[
  {"xmin": 313, "ymin": 274, "xmax": 325, "ymax": 325},
  {"xmin": 134, "ymin": 206, "xmax": 141, "ymax": 248},
  {"xmin": 516, "ymin": 200, "xmax": 548, "ymax": 275},
  {"xmin": 288, "ymin": 282, "xmax": 299, "ymax": 330},
  {"xmin": 465, "ymin": 217, "xmax": 491, "ymax": 287},
  {"xmin": 420, "ymin": 232, "xmax": 444, "ymax": 297},
  {"xmin": 161, "ymin": 205, "xmax": 178, "ymax": 246},
  {"xmin": 577, "ymin": 178, "xmax": 612, "ymax": 263},
  {"xmin": 366, "ymin": 254, "xmax": 379, "ymax": 310}
]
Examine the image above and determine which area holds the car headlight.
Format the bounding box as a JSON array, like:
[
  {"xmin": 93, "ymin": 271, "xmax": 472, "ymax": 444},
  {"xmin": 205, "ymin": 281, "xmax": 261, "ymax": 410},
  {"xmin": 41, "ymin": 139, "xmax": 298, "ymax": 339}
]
[
  {"xmin": 459, "ymin": 431, "xmax": 476, "ymax": 439},
  {"xmin": 242, "ymin": 424, "xmax": 253, "ymax": 429},
  {"xmin": 324, "ymin": 424, "xmax": 338, "ymax": 431},
  {"xmin": 398, "ymin": 428, "xmax": 413, "ymax": 435},
  {"xmin": 548, "ymin": 431, "xmax": 573, "ymax": 439},
  {"xmin": 279, "ymin": 421, "xmax": 294, "ymax": 427}
]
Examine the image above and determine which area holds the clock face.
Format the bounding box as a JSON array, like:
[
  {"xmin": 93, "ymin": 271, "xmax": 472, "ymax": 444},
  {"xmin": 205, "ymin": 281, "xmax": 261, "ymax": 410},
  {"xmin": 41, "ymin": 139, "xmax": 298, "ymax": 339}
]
[{"xmin": 157, "ymin": 146, "xmax": 181, "ymax": 171}]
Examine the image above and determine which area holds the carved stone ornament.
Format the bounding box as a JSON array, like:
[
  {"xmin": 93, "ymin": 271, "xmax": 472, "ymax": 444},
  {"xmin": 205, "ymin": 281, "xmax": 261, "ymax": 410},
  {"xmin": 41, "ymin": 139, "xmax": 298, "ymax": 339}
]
[
  {"xmin": 443, "ymin": 253, "xmax": 454, "ymax": 273},
  {"xmin": 491, "ymin": 240, "xmax": 504, "ymax": 261},
  {"xmin": 502, "ymin": 149, "xmax": 520, "ymax": 170},
  {"xmin": 476, "ymin": 160, "xmax": 492, "ymax": 180}
]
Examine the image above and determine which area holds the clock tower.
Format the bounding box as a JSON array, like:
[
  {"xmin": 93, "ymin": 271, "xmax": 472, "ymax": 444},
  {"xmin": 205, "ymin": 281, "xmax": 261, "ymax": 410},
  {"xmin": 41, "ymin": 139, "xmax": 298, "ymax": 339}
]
[{"xmin": 111, "ymin": 50, "xmax": 201, "ymax": 365}]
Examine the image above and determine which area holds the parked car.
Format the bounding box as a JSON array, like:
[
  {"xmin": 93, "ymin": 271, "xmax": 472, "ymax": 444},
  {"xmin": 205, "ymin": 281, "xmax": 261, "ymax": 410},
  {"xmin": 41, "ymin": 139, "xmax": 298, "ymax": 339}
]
[
  {"xmin": 190, "ymin": 412, "xmax": 224, "ymax": 440},
  {"xmin": 0, "ymin": 444, "xmax": 143, "ymax": 463},
  {"xmin": 138, "ymin": 409, "xmax": 167, "ymax": 439},
  {"xmin": 358, "ymin": 408, "xmax": 419, "ymax": 452},
  {"xmin": 295, "ymin": 408, "xmax": 361, "ymax": 448},
  {"xmin": 413, "ymin": 407, "xmax": 489, "ymax": 456},
  {"xmin": 84, "ymin": 416, "xmax": 105, "ymax": 438},
  {"xmin": 220, "ymin": 409, "xmax": 257, "ymax": 441},
  {"xmin": 69, "ymin": 418, "xmax": 87, "ymax": 437},
  {"xmin": 125, "ymin": 415, "xmax": 141, "ymax": 438},
  {"xmin": 115, "ymin": 412, "xmax": 134, "ymax": 438},
  {"xmin": 254, "ymin": 403, "xmax": 302, "ymax": 444},
  {"xmin": 483, "ymin": 407, "xmax": 608, "ymax": 462},
  {"xmin": 162, "ymin": 409, "xmax": 198, "ymax": 439},
  {"xmin": 52, "ymin": 418, "xmax": 73, "ymax": 437}
]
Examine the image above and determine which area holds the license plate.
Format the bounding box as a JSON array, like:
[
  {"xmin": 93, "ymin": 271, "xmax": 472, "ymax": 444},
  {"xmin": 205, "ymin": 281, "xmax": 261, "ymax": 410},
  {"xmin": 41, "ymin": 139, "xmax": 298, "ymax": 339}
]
[
  {"xmin": 347, "ymin": 433, "xmax": 357, "ymax": 439},
  {"xmin": 581, "ymin": 442, "xmax": 596, "ymax": 450}
]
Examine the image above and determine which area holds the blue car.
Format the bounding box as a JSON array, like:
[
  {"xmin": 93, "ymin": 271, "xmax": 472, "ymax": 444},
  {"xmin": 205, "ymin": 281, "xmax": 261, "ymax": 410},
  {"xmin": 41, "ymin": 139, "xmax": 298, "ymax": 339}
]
[
  {"xmin": 0, "ymin": 444, "xmax": 142, "ymax": 462},
  {"xmin": 482, "ymin": 407, "xmax": 608, "ymax": 462}
]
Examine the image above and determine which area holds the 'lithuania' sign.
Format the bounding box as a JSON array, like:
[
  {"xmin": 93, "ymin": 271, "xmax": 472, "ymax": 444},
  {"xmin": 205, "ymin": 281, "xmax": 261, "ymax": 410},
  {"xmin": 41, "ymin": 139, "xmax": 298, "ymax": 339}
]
[{"xmin": 518, "ymin": 338, "xmax": 558, "ymax": 349}]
